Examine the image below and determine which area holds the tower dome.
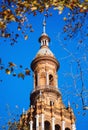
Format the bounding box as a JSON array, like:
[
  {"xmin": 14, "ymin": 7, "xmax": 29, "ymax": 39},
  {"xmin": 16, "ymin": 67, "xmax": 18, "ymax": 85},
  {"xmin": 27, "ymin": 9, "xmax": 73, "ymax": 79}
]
[
  {"xmin": 36, "ymin": 19, "xmax": 54, "ymax": 58},
  {"xmin": 36, "ymin": 47, "xmax": 54, "ymax": 58}
]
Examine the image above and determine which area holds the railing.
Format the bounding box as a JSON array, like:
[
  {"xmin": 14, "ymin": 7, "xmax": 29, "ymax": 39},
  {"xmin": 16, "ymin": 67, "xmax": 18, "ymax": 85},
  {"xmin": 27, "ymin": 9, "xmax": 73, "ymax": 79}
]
[{"xmin": 33, "ymin": 85, "xmax": 58, "ymax": 92}]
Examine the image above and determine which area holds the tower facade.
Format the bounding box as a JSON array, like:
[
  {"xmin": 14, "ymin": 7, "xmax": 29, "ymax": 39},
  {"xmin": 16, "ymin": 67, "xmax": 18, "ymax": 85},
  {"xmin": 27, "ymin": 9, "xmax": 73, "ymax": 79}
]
[{"xmin": 19, "ymin": 21, "xmax": 76, "ymax": 130}]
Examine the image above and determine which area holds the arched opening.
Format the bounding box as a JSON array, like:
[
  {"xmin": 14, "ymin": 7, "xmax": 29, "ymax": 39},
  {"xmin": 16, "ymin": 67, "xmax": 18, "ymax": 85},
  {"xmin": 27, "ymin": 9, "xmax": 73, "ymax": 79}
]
[
  {"xmin": 50, "ymin": 101, "xmax": 54, "ymax": 106},
  {"xmin": 33, "ymin": 118, "xmax": 36, "ymax": 130},
  {"xmin": 55, "ymin": 124, "xmax": 61, "ymax": 130},
  {"xmin": 65, "ymin": 128, "xmax": 70, "ymax": 130},
  {"xmin": 44, "ymin": 121, "xmax": 51, "ymax": 130},
  {"xmin": 49, "ymin": 74, "xmax": 54, "ymax": 86}
]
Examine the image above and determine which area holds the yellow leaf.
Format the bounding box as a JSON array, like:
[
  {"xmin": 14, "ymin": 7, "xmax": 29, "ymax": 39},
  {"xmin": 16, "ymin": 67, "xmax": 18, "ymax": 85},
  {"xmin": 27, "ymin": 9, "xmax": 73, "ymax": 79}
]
[
  {"xmin": 63, "ymin": 17, "xmax": 67, "ymax": 21},
  {"xmin": 45, "ymin": 3, "xmax": 49, "ymax": 9},
  {"xmin": 0, "ymin": 22, "xmax": 6, "ymax": 29},
  {"xmin": 54, "ymin": 5, "xmax": 64, "ymax": 11},
  {"xmin": 78, "ymin": 4, "xmax": 83, "ymax": 8},
  {"xmin": 3, "ymin": 9, "xmax": 11, "ymax": 16},
  {"xmin": 5, "ymin": 69, "xmax": 11, "ymax": 75},
  {"xmin": 25, "ymin": 68, "xmax": 30, "ymax": 76},
  {"xmin": 1, "ymin": 6, "xmax": 6, "ymax": 9},
  {"xmin": 85, "ymin": 0, "xmax": 88, "ymax": 2},
  {"xmin": 9, "ymin": 15, "xmax": 15, "ymax": 21},
  {"xmin": 5, "ymin": 34, "xmax": 11, "ymax": 38},
  {"xmin": 9, "ymin": 62, "xmax": 16, "ymax": 68},
  {"xmin": 1, "ymin": 33, "xmax": 5, "ymax": 37},
  {"xmin": 17, "ymin": 26, "xmax": 21, "ymax": 30},
  {"xmin": 58, "ymin": 10, "xmax": 63, "ymax": 14},
  {"xmin": 31, "ymin": 6, "xmax": 37, "ymax": 11},
  {"xmin": 53, "ymin": 0, "xmax": 58, "ymax": 2},
  {"xmin": 23, "ymin": 1, "xmax": 30, "ymax": 8},
  {"xmin": 66, "ymin": 4, "xmax": 73, "ymax": 10},
  {"xmin": 83, "ymin": 6, "xmax": 87, "ymax": 10},
  {"xmin": 18, "ymin": 73, "xmax": 25, "ymax": 79},
  {"xmin": 32, "ymin": 0, "xmax": 38, "ymax": 5}
]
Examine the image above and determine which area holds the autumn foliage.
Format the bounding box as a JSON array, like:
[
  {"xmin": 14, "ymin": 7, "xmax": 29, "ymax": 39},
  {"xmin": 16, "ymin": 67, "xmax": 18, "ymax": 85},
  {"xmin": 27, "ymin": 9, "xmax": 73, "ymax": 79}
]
[{"xmin": 0, "ymin": 0, "xmax": 88, "ymax": 37}]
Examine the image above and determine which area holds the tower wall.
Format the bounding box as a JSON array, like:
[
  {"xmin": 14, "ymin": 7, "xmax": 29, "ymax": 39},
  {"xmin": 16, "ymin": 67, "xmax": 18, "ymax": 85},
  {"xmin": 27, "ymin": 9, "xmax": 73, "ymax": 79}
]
[{"xmin": 18, "ymin": 20, "xmax": 76, "ymax": 130}]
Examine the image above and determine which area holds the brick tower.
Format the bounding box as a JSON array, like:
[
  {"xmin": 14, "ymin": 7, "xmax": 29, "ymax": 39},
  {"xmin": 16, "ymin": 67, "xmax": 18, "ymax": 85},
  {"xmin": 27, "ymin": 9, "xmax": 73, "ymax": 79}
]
[{"xmin": 19, "ymin": 19, "xmax": 76, "ymax": 130}]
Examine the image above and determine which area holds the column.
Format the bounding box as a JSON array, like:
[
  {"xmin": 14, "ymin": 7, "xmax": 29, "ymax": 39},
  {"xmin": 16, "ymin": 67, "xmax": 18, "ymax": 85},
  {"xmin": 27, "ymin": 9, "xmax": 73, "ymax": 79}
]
[
  {"xmin": 33, "ymin": 74, "xmax": 35, "ymax": 90},
  {"xmin": 52, "ymin": 117, "xmax": 55, "ymax": 130},
  {"xmin": 37, "ymin": 73, "xmax": 39, "ymax": 87},
  {"xmin": 41, "ymin": 114, "xmax": 44, "ymax": 130},
  {"xmin": 29, "ymin": 120, "xmax": 33, "ymax": 130},
  {"xmin": 56, "ymin": 74, "xmax": 58, "ymax": 88},
  {"xmin": 46, "ymin": 40, "xmax": 49, "ymax": 46},
  {"xmin": 35, "ymin": 115, "xmax": 39, "ymax": 130},
  {"xmin": 72, "ymin": 123, "xmax": 76, "ymax": 130},
  {"xmin": 46, "ymin": 72, "xmax": 49, "ymax": 86},
  {"xmin": 62, "ymin": 120, "xmax": 65, "ymax": 130}
]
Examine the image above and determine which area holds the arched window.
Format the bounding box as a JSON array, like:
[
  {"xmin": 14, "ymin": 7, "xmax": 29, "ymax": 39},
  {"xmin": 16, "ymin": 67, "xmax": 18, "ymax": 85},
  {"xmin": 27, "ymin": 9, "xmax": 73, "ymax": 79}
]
[
  {"xmin": 65, "ymin": 128, "xmax": 70, "ymax": 130},
  {"xmin": 33, "ymin": 118, "xmax": 36, "ymax": 130},
  {"xmin": 55, "ymin": 124, "xmax": 61, "ymax": 130},
  {"xmin": 44, "ymin": 121, "xmax": 51, "ymax": 130},
  {"xmin": 49, "ymin": 74, "xmax": 54, "ymax": 86},
  {"xmin": 50, "ymin": 101, "xmax": 54, "ymax": 106}
]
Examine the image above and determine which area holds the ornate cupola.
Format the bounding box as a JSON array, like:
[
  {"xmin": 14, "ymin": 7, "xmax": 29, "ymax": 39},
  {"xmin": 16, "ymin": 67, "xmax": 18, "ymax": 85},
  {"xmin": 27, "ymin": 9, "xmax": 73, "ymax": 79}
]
[
  {"xmin": 38, "ymin": 19, "xmax": 50, "ymax": 47},
  {"xmin": 31, "ymin": 19, "xmax": 60, "ymax": 93},
  {"xmin": 19, "ymin": 19, "xmax": 76, "ymax": 130}
]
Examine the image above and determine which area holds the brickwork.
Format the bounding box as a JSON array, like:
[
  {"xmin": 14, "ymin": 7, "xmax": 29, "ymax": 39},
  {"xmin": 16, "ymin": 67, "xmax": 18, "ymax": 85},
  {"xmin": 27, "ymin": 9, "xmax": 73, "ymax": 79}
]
[{"xmin": 19, "ymin": 23, "xmax": 76, "ymax": 130}]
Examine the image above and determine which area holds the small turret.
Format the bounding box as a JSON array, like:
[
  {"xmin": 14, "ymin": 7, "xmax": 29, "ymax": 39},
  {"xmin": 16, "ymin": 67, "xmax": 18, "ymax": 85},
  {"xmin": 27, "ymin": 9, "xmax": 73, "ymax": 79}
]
[
  {"xmin": 39, "ymin": 18, "xmax": 50, "ymax": 47},
  {"xmin": 31, "ymin": 19, "xmax": 60, "ymax": 92}
]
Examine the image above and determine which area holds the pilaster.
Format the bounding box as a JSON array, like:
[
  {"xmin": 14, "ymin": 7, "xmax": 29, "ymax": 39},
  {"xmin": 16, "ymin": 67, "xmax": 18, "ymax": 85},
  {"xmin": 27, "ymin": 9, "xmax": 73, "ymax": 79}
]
[
  {"xmin": 51, "ymin": 117, "xmax": 55, "ymax": 130},
  {"xmin": 29, "ymin": 120, "xmax": 33, "ymax": 130},
  {"xmin": 62, "ymin": 120, "xmax": 65, "ymax": 130},
  {"xmin": 35, "ymin": 114, "xmax": 39, "ymax": 130},
  {"xmin": 72, "ymin": 123, "xmax": 76, "ymax": 130},
  {"xmin": 41, "ymin": 114, "xmax": 44, "ymax": 130}
]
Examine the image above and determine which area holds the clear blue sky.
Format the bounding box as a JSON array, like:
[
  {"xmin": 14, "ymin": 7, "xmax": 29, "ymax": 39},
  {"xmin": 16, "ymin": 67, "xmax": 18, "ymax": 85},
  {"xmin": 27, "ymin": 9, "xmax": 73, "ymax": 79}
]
[{"xmin": 0, "ymin": 8, "xmax": 88, "ymax": 129}]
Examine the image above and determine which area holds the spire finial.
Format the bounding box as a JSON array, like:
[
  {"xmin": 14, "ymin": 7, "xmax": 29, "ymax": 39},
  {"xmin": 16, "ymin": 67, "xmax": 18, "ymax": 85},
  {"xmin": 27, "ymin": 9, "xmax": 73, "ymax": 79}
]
[
  {"xmin": 43, "ymin": 17, "xmax": 46, "ymax": 33},
  {"xmin": 68, "ymin": 100, "xmax": 70, "ymax": 107}
]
